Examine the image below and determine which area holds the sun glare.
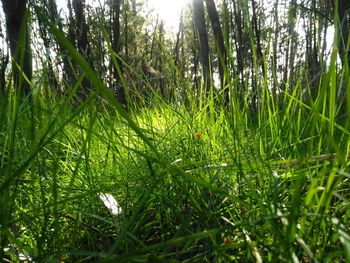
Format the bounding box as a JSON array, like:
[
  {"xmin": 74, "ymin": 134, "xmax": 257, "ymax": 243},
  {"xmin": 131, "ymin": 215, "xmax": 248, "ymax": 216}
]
[
  {"xmin": 147, "ymin": 0, "xmax": 189, "ymax": 31},
  {"xmin": 56, "ymin": 0, "xmax": 189, "ymax": 32}
]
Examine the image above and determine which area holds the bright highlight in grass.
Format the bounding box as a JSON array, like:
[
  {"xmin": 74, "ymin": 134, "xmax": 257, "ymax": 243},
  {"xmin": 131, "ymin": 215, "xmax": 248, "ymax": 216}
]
[{"xmin": 98, "ymin": 193, "xmax": 122, "ymax": 216}]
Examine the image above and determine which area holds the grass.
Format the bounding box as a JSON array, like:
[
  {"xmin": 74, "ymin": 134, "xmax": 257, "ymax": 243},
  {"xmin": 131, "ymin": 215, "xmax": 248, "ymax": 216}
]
[
  {"xmin": 1, "ymin": 76, "xmax": 349, "ymax": 261},
  {"xmin": 1, "ymin": 8, "xmax": 350, "ymax": 263}
]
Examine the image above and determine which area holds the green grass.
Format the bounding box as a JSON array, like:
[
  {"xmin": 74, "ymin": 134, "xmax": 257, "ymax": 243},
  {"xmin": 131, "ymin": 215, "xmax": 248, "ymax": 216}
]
[
  {"xmin": 1, "ymin": 9, "xmax": 350, "ymax": 263},
  {"xmin": 1, "ymin": 76, "xmax": 349, "ymax": 261}
]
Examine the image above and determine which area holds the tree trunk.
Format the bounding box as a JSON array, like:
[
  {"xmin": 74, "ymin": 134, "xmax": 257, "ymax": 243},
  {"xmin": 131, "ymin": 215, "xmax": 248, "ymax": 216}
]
[
  {"xmin": 111, "ymin": 0, "xmax": 126, "ymax": 106},
  {"xmin": 72, "ymin": 0, "xmax": 92, "ymax": 99},
  {"xmin": 305, "ymin": 0, "xmax": 321, "ymax": 100},
  {"xmin": 250, "ymin": 0, "xmax": 264, "ymax": 114},
  {"xmin": 1, "ymin": 0, "xmax": 32, "ymax": 96},
  {"xmin": 174, "ymin": 11, "xmax": 185, "ymax": 101},
  {"xmin": 174, "ymin": 11, "xmax": 184, "ymax": 69},
  {"xmin": 333, "ymin": 0, "xmax": 349, "ymax": 117},
  {"xmin": 232, "ymin": 0, "xmax": 245, "ymax": 105},
  {"xmin": 192, "ymin": 26, "xmax": 200, "ymax": 94},
  {"xmin": 204, "ymin": 0, "xmax": 228, "ymax": 103},
  {"xmin": 0, "ymin": 51, "xmax": 8, "ymax": 95},
  {"xmin": 0, "ymin": 16, "xmax": 8, "ymax": 95},
  {"xmin": 193, "ymin": 0, "xmax": 212, "ymax": 92},
  {"xmin": 282, "ymin": 0, "xmax": 297, "ymax": 92},
  {"xmin": 37, "ymin": 0, "xmax": 59, "ymax": 92},
  {"xmin": 0, "ymin": 12, "xmax": 8, "ymax": 94},
  {"xmin": 272, "ymin": 0, "xmax": 279, "ymax": 99},
  {"xmin": 335, "ymin": 0, "xmax": 350, "ymax": 68},
  {"xmin": 156, "ymin": 22, "xmax": 165, "ymax": 98},
  {"xmin": 123, "ymin": 0, "xmax": 129, "ymax": 61},
  {"xmin": 251, "ymin": 0, "xmax": 264, "ymax": 76}
]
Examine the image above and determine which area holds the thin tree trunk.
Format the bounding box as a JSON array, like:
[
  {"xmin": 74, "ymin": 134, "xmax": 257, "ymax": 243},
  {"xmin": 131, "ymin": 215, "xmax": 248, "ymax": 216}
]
[
  {"xmin": 0, "ymin": 52, "xmax": 8, "ymax": 95},
  {"xmin": 1, "ymin": 0, "xmax": 32, "ymax": 96},
  {"xmin": 64, "ymin": 0, "xmax": 77, "ymax": 89},
  {"xmin": 174, "ymin": 11, "xmax": 184, "ymax": 68},
  {"xmin": 306, "ymin": 0, "xmax": 320, "ymax": 99},
  {"xmin": 204, "ymin": 0, "xmax": 226, "ymax": 83},
  {"xmin": 204, "ymin": 0, "xmax": 228, "ymax": 103},
  {"xmin": 192, "ymin": 22, "xmax": 200, "ymax": 93},
  {"xmin": 335, "ymin": 0, "xmax": 350, "ymax": 68},
  {"xmin": 251, "ymin": 0, "xmax": 264, "ymax": 76},
  {"xmin": 72, "ymin": 0, "xmax": 92, "ymax": 99},
  {"xmin": 111, "ymin": 0, "xmax": 126, "ymax": 106},
  {"xmin": 193, "ymin": 0, "xmax": 212, "ymax": 92},
  {"xmin": 272, "ymin": 0, "xmax": 279, "ymax": 98},
  {"xmin": 124, "ymin": 0, "xmax": 129, "ymax": 61},
  {"xmin": 37, "ymin": 0, "xmax": 58, "ymax": 91},
  {"xmin": 156, "ymin": 22, "xmax": 165, "ymax": 97},
  {"xmin": 173, "ymin": 10, "xmax": 184, "ymax": 101},
  {"xmin": 232, "ymin": 0, "xmax": 245, "ymax": 106},
  {"xmin": 282, "ymin": 0, "xmax": 297, "ymax": 92}
]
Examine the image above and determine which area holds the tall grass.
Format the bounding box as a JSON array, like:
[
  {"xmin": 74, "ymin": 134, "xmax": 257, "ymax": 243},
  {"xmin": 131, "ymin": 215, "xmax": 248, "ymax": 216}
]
[{"xmin": 1, "ymin": 6, "xmax": 349, "ymax": 263}]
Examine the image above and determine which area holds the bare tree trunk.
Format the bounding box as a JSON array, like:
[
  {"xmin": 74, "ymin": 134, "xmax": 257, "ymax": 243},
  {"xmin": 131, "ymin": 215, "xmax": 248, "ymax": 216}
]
[
  {"xmin": 282, "ymin": 0, "xmax": 297, "ymax": 92},
  {"xmin": 205, "ymin": 0, "xmax": 228, "ymax": 104},
  {"xmin": 156, "ymin": 22, "xmax": 165, "ymax": 98},
  {"xmin": 335, "ymin": 0, "xmax": 350, "ymax": 68},
  {"xmin": 173, "ymin": 11, "xmax": 185, "ymax": 101},
  {"xmin": 111, "ymin": 0, "xmax": 126, "ymax": 106},
  {"xmin": 72, "ymin": 0, "xmax": 92, "ymax": 99},
  {"xmin": 232, "ymin": 0, "xmax": 245, "ymax": 105},
  {"xmin": 0, "ymin": 52, "xmax": 8, "ymax": 95},
  {"xmin": 0, "ymin": 19, "xmax": 9, "ymax": 95},
  {"xmin": 174, "ymin": 11, "xmax": 184, "ymax": 69},
  {"xmin": 332, "ymin": 0, "xmax": 349, "ymax": 117},
  {"xmin": 150, "ymin": 16, "xmax": 159, "ymax": 65},
  {"xmin": 124, "ymin": 0, "xmax": 129, "ymax": 61},
  {"xmin": 251, "ymin": 0, "xmax": 264, "ymax": 76},
  {"xmin": 1, "ymin": 0, "xmax": 32, "ymax": 96},
  {"xmin": 193, "ymin": 0, "xmax": 212, "ymax": 92},
  {"xmin": 306, "ymin": 0, "xmax": 321, "ymax": 99},
  {"xmin": 250, "ymin": 0, "xmax": 264, "ymax": 114},
  {"xmin": 272, "ymin": 0, "xmax": 279, "ymax": 99},
  {"xmin": 192, "ymin": 24, "xmax": 200, "ymax": 94},
  {"xmin": 37, "ymin": 0, "xmax": 59, "ymax": 92},
  {"xmin": 63, "ymin": 0, "xmax": 79, "ymax": 91}
]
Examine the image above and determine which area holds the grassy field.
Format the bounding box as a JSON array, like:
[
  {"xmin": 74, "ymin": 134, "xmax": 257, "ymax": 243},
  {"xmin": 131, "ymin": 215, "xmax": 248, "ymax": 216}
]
[
  {"xmin": 1, "ymin": 75, "xmax": 349, "ymax": 262},
  {"xmin": 1, "ymin": 18, "xmax": 350, "ymax": 263}
]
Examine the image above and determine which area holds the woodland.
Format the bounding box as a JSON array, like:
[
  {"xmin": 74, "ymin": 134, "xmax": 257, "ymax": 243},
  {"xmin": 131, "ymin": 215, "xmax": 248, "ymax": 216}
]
[{"xmin": 0, "ymin": 0, "xmax": 350, "ymax": 261}]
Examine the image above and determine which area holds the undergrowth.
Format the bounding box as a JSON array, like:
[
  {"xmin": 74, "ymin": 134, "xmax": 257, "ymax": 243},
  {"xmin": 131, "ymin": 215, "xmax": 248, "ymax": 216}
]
[{"xmin": 1, "ymin": 82, "xmax": 349, "ymax": 262}]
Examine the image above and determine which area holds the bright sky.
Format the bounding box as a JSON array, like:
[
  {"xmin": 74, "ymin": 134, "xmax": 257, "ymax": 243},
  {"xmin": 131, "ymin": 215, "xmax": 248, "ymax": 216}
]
[
  {"xmin": 147, "ymin": 0, "xmax": 189, "ymax": 30},
  {"xmin": 56, "ymin": 0, "xmax": 188, "ymax": 32}
]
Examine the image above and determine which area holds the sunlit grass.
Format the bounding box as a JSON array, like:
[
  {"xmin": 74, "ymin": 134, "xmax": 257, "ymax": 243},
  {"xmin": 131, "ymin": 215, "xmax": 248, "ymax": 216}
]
[{"xmin": 2, "ymin": 80, "xmax": 349, "ymax": 261}]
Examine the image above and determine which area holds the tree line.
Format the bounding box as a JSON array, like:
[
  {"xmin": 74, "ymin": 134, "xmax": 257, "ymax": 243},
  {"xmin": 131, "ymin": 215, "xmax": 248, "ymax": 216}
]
[{"xmin": 0, "ymin": 0, "xmax": 349, "ymax": 112}]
